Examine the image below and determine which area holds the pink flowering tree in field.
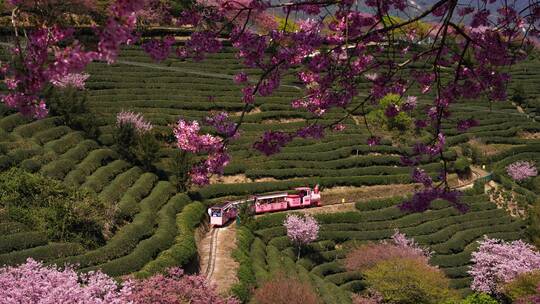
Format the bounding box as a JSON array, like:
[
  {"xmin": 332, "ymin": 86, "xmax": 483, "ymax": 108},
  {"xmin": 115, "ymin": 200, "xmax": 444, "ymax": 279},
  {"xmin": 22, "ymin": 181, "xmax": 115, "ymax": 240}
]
[
  {"xmin": 389, "ymin": 229, "xmax": 433, "ymax": 258},
  {"xmin": 284, "ymin": 214, "xmax": 319, "ymax": 258},
  {"xmin": 117, "ymin": 111, "xmax": 154, "ymax": 134},
  {"xmin": 0, "ymin": 258, "xmax": 132, "ymax": 303},
  {"xmin": 127, "ymin": 267, "xmax": 239, "ymax": 304},
  {"xmin": 506, "ymin": 161, "xmax": 538, "ymax": 182},
  {"xmin": 1, "ymin": 0, "xmax": 540, "ymax": 207},
  {"xmin": 469, "ymin": 236, "xmax": 540, "ymax": 294}
]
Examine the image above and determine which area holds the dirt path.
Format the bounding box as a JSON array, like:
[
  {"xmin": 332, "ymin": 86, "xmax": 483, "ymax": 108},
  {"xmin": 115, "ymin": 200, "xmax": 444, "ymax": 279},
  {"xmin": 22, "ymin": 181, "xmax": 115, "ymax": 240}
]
[{"xmin": 198, "ymin": 224, "xmax": 239, "ymax": 295}]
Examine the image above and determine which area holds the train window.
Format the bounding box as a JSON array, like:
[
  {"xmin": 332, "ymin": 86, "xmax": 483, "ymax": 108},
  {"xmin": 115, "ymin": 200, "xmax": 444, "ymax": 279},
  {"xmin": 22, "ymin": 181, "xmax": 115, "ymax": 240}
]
[{"xmin": 211, "ymin": 209, "xmax": 222, "ymax": 217}]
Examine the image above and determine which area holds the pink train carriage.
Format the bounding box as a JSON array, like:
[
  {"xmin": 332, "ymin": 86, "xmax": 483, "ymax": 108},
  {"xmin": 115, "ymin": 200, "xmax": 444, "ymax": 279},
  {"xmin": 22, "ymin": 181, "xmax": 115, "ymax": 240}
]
[{"xmin": 208, "ymin": 185, "xmax": 321, "ymax": 227}]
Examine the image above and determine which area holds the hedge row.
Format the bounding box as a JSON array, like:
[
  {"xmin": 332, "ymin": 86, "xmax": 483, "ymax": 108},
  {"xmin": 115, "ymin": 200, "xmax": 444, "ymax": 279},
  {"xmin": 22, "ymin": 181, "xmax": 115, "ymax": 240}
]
[
  {"xmin": 51, "ymin": 182, "xmax": 175, "ymax": 269},
  {"xmin": 43, "ymin": 131, "xmax": 85, "ymax": 154},
  {"xmin": 98, "ymin": 167, "xmax": 143, "ymax": 205},
  {"xmin": 13, "ymin": 117, "xmax": 58, "ymax": 138},
  {"xmin": 135, "ymin": 199, "xmax": 205, "ymax": 278},
  {"xmin": 245, "ymin": 163, "xmax": 442, "ymax": 180},
  {"xmin": 33, "ymin": 126, "xmax": 72, "ymax": 145},
  {"xmin": 40, "ymin": 140, "xmax": 99, "ymax": 180},
  {"xmin": 231, "ymin": 227, "xmax": 256, "ymax": 302},
  {"xmin": 0, "ymin": 113, "xmax": 29, "ymax": 132},
  {"xmin": 117, "ymin": 173, "xmax": 159, "ymax": 219},
  {"xmin": 0, "ymin": 231, "xmax": 48, "ymax": 254},
  {"xmin": 0, "ymin": 242, "xmax": 84, "ymax": 266},
  {"xmin": 86, "ymin": 193, "xmax": 190, "ymax": 277},
  {"xmin": 64, "ymin": 149, "xmax": 117, "ymax": 186},
  {"xmin": 192, "ymin": 175, "xmax": 412, "ymax": 201},
  {"xmin": 81, "ymin": 159, "xmax": 131, "ymax": 193}
]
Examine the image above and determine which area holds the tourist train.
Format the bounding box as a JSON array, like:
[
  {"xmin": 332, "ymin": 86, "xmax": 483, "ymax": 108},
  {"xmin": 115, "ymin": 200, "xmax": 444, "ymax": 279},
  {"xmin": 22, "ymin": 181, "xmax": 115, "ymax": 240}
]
[{"xmin": 208, "ymin": 185, "xmax": 321, "ymax": 227}]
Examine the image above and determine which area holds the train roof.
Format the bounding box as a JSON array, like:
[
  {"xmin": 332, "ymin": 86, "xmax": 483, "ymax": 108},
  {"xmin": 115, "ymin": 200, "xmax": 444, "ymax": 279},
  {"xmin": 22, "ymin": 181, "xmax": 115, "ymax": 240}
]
[
  {"xmin": 253, "ymin": 192, "xmax": 289, "ymax": 200},
  {"xmin": 211, "ymin": 202, "xmax": 230, "ymax": 209}
]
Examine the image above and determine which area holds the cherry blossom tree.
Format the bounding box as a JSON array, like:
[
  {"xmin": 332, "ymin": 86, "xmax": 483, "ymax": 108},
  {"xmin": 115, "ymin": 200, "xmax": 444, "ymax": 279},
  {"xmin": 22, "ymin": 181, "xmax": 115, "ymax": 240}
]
[
  {"xmin": 468, "ymin": 236, "xmax": 540, "ymax": 294},
  {"xmin": 506, "ymin": 161, "xmax": 538, "ymax": 182},
  {"xmin": 0, "ymin": 258, "xmax": 132, "ymax": 303},
  {"xmin": 0, "ymin": 259, "xmax": 239, "ymax": 304},
  {"xmin": 117, "ymin": 111, "xmax": 154, "ymax": 134},
  {"xmin": 1, "ymin": 0, "xmax": 539, "ymax": 209},
  {"xmin": 283, "ymin": 214, "xmax": 319, "ymax": 258},
  {"xmin": 345, "ymin": 229, "xmax": 432, "ymax": 272},
  {"xmin": 126, "ymin": 267, "xmax": 239, "ymax": 304}
]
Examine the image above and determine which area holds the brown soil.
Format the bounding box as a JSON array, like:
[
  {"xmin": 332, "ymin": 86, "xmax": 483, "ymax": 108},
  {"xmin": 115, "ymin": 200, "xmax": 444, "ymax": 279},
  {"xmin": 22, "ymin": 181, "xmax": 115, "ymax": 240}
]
[
  {"xmin": 468, "ymin": 139, "xmax": 517, "ymax": 157},
  {"xmin": 210, "ymin": 174, "xmax": 252, "ymax": 184},
  {"xmin": 231, "ymin": 107, "xmax": 262, "ymax": 116},
  {"xmin": 518, "ymin": 131, "xmax": 540, "ymax": 139},
  {"xmin": 262, "ymin": 118, "xmax": 305, "ymax": 124},
  {"xmin": 198, "ymin": 224, "xmax": 239, "ymax": 296}
]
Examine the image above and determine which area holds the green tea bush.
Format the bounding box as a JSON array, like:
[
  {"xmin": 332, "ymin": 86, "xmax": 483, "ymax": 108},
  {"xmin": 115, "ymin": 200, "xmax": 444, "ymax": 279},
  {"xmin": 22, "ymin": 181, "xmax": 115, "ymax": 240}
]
[
  {"xmin": 64, "ymin": 149, "xmax": 117, "ymax": 186},
  {"xmin": 135, "ymin": 200, "xmax": 205, "ymax": 278},
  {"xmin": 90, "ymin": 191, "xmax": 184, "ymax": 276},
  {"xmin": 81, "ymin": 159, "xmax": 130, "ymax": 192},
  {"xmin": 52, "ymin": 181, "xmax": 175, "ymax": 268},
  {"xmin": 0, "ymin": 242, "xmax": 84, "ymax": 266},
  {"xmin": 117, "ymin": 172, "xmax": 159, "ymax": 220},
  {"xmin": 0, "ymin": 231, "xmax": 48, "ymax": 254},
  {"xmin": 98, "ymin": 167, "xmax": 143, "ymax": 205},
  {"xmin": 231, "ymin": 227, "xmax": 256, "ymax": 302}
]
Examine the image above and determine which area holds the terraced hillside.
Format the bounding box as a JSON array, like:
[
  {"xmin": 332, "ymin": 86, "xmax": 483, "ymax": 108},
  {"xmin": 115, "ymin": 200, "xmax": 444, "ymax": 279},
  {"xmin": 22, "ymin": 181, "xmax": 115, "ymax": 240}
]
[
  {"xmin": 0, "ymin": 44, "xmax": 539, "ymax": 302},
  {"xmin": 234, "ymin": 194, "xmax": 526, "ymax": 303},
  {"xmin": 84, "ymin": 47, "xmax": 540, "ymax": 190},
  {"xmin": 0, "ymin": 112, "xmax": 207, "ymax": 277}
]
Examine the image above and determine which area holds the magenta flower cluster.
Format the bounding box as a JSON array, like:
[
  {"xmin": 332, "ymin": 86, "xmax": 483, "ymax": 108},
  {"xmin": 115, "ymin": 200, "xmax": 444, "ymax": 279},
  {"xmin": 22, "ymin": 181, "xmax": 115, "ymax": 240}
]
[
  {"xmin": 173, "ymin": 119, "xmax": 229, "ymax": 185},
  {"xmin": 1, "ymin": 0, "xmax": 147, "ymax": 118},
  {"xmin": 116, "ymin": 111, "xmax": 153, "ymax": 134},
  {"xmin": 506, "ymin": 161, "xmax": 538, "ymax": 182},
  {"xmin": 469, "ymin": 237, "xmax": 540, "ymax": 294},
  {"xmin": 283, "ymin": 214, "xmax": 319, "ymax": 246}
]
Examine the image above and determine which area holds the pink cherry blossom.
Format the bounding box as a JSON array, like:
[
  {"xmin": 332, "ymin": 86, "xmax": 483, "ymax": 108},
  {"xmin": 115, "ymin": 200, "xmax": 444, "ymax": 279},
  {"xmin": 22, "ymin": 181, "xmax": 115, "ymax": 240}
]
[
  {"xmin": 284, "ymin": 214, "xmax": 319, "ymax": 246},
  {"xmin": 116, "ymin": 111, "xmax": 153, "ymax": 134},
  {"xmin": 469, "ymin": 237, "xmax": 540, "ymax": 294},
  {"xmin": 506, "ymin": 161, "xmax": 538, "ymax": 181},
  {"xmin": 0, "ymin": 258, "xmax": 132, "ymax": 303}
]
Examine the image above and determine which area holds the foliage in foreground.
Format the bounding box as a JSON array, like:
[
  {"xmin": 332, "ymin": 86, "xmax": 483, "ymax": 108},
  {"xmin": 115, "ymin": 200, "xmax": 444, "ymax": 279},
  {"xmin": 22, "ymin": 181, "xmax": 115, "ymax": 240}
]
[
  {"xmin": 0, "ymin": 259, "xmax": 239, "ymax": 304},
  {"xmin": 252, "ymin": 272, "xmax": 321, "ymax": 304},
  {"xmin": 363, "ymin": 257, "xmax": 458, "ymax": 304},
  {"xmin": 0, "ymin": 168, "xmax": 113, "ymax": 248}
]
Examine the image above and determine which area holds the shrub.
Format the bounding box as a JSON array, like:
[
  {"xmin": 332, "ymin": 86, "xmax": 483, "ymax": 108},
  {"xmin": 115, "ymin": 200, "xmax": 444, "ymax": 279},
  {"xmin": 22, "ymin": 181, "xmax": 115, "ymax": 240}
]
[
  {"xmin": 345, "ymin": 230, "xmax": 431, "ymax": 272},
  {"xmin": 501, "ymin": 270, "xmax": 540, "ymax": 302},
  {"xmin": 46, "ymin": 87, "xmax": 100, "ymax": 139},
  {"xmin": 252, "ymin": 272, "xmax": 321, "ymax": 304},
  {"xmin": 132, "ymin": 132, "xmax": 160, "ymax": 170},
  {"xmin": 0, "ymin": 168, "xmax": 113, "ymax": 248},
  {"xmin": 454, "ymin": 157, "xmax": 471, "ymax": 177},
  {"xmin": 363, "ymin": 257, "xmax": 458, "ymax": 304}
]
